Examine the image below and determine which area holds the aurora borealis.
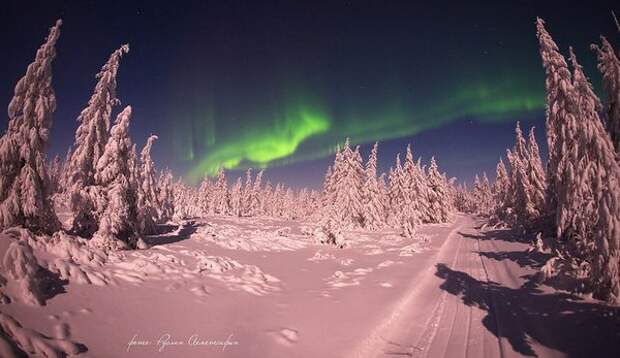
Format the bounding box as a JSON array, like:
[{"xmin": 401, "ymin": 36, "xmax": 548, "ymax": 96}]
[
  {"xmin": 1, "ymin": 1, "xmax": 617, "ymax": 187},
  {"xmin": 182, "ymin": 74, "xmax": 546, "ymax": 181}
]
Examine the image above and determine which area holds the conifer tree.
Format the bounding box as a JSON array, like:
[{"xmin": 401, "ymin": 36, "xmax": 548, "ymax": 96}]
[
  {"xmin": 567, "ymin": 49, "xmax": 620, "ymax": 302},
  {"xmin": 230, "ymin": 177, "xmax": 243, "ymax": 217},
  {"xmin": 90, "ymin": 106, "xmax": 139, "ymax": 250},
  {"xmin": 67, "ymin": 44, "xmax": 129, "ymax": 236},
  {"xmin": 136, "ymin": 135, "xmax": 159, "ymax": 234},
  {"xmin": 241, "ymin": 168, "xmax": 253, "ymax": 216},
  {"xmin": 426, "ymin": 157, "xmax": 452, "ymax": 222},
  {"xmin": 0, "ymin": 20, "xmax": 62, "ymax": 233},
  {"xmin": 491, "ymin": 158, "xmax": 511, "ymax": 222},
  {"xmin": 157, "ymin": 169, "xmax": 174, "ymax": 223},
  {"xmin": 213, "ymin": 168, "xmax": 229, "ymax": 215},
  {"xmin": 591, "ymin": 36, "xmax": 620, "ymax": 153},
  {"xmin": 527, "ymin": 128, "xmax": 547, "ymax": 216},
  {"xmin": 536, "ymin": 18, "xmax": 576, "ymax": 227},
  {"xmin": 362, "ymin": 142, "xmax": 385, "ymax": 230},
  {"xmin": 249, "ymin": 169, "xmax": 264, "ymax": 216}
]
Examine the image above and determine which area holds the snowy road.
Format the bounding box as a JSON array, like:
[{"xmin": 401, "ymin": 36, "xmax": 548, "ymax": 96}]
[
  {"xmin": 2, "ymin": 214, "xmax": 619, "ymax": 357},
  {"xmin": 355, "ymin": 215, "xmax": 620, "ymax": 358}
]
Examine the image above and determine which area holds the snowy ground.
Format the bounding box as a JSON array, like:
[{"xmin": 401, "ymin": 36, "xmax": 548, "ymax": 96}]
[{"xmin": 1, "ymin": 214, "xmax": 619, "ymax": 357}]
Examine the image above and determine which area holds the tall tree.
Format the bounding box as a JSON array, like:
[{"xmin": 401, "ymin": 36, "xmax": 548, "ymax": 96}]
[
  {"xmin": 426, "ymin": 157, "xmax": 452, "ymax": 222},
  {"xmin": 156, "ymin": 169, "xmax": 174, "ymax": 223},
  {"xmin": 591, "ymin": 37, "xmax": 620, "ymax": 154},
  {"xmin": 90, "ymin": 106, "xmax": 139, "ymax": 250},
  {"xmin": 67, "ymin": 44, "xmax": 129, "ymax": 236},
  {"xmin": 362, "ymin": 142, "xmax": 385, "ymax": 230},
  {"xmin": 536, "ymin": 17, "xmax": 577, "ymax": 228},
  {"xmin": 137, "ymin": 135, "xmax": 159, "ymax": 234},
  {"xmin": 567, "ymin": 49, "xmax": 620, "ymax": 303},
  {"xmin": 527, "ymin": 127, "xmax": 547, "ymax": 216},
  {"xmin": 491, "ymin": 158, "xmax": 511, "ymax": 222},
  {"xmin": 0, "ymin": 20, "xmax": 62, "ymax": 233}
]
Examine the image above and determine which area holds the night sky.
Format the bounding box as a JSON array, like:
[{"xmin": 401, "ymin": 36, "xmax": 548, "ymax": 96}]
[{"xmin": 1, "ymin": 1, "xmax": 618, "ymax": 188}]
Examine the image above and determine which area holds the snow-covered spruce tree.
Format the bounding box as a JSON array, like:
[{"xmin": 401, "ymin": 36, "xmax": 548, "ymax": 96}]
[
  {"xmin": 403, "ymin": 145, "xmax": 427, "ymax": 223},
  {"xmin": 566, "ymin": 49, "xmax": 620, "ymax": 303},
  {"xmin": 67, "ymin": 44, "xmax": 129, "ymax": 237},
  {"xmin": 387, "ymin": 154, "xmax": 406, "ymax": 226},
  {"xmin": 229, "ymin": 177, "xmax": 243, "ymax": 217},
  {"xmin": 136, "ymin": 135, "xmax": 159, "ymax": 235},
  {"xmin": 212, "ymin": 168, "xmax": 230, "ymax": 215},
  {"xmin": 527, "ymin": 127, "xmax": 547, "ymax": 218},
  {"xmin": 536, "ymin": 18, "xmax": 576, "ymax": 229},
  {"xmin": 156, "ymin": 169, "xmax": 174, "ymax": 223},
  {"xmin": 591, "ymin": 37, "xmax": 620, "ymax": 154},
  {"xmin": 491, "ymin": 158, "xmax": 511, "ymax": 223},
  {"xmin": 321, "ymin": 139, "xmax": 364, "ymax": 228},
  {"xmin": 198, "ymin": 176, "xmax": 212, "ymax": 215},
  {"xmin": 426, "ymin": 157, "xmax": 452, "ymax": 223},
  {"xmin": 505, "ymin": 123, "xmax": 540, "ymax": 228},
  {"xmin": 249, "ymin": 169, "xmax": 264, "ymax": 216},
  {"xmin": 240, "ymin": 168, "xmax": 253, "ymax": 216},
  {"xmin": 90, "ymin": 106, "xmax": 139, "ymax": 250},
  {"xmin": 0, "ymin": 20, "xmax": 62, "ymax": 234},
  {"xmin": 362, "ymin": 142, "xmax": 386, "ymax": 230},
  {"xmin": 471, "ymin": 174, "xmax": 492, "ymax": 215},
  {"xmin": 172, "ymin": 178, "xmax": 185, "ymax": 220}
]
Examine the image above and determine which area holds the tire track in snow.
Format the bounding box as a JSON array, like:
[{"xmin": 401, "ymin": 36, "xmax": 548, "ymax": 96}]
[{"xmin": 347, "ymin": 215, "xmax": 470, "ymax": 358}]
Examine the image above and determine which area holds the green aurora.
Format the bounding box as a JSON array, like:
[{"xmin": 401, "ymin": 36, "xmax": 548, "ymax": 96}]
[{"xmin": 182, "ymin": 75, "xmax": 545, "ymax": 181}]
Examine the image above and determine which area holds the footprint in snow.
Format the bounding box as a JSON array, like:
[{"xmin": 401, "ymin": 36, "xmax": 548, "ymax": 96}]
[{"xmin": 272, "ymin": 328, "xmax": 299, "ymax": 346}]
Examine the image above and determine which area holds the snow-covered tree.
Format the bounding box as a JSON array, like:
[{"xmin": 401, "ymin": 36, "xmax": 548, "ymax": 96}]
[
  {"xmin": 504, "ymin": 123, "xmax": 540, "ymax": 229},
  {"xmin": 90, "ymin": 106, "xmax": 139, "ymax": 250},
  {"xmin": 0, "ymin": 20, "xmax": 62, "ymax": 233},
  {"xmin": 67, "ymin": 44, "xmax": 129, "ymax": 236},
  {"xmin": 136, "ymin": 135, "xmax": 159, "ymax": 235},
  {"xmin": 229, "ymin": 177, "xmax": 243, "ymax": 217},
  {"xmin": 527, "ymin": 127, "xmax": 547, "ymax": 216},
  {"xmin": 212, "ymin": 168, "xmax": 229, "ymax": 215},
  {"xmin": 156, "ymin": 169, "xmax": 174, "ymax": 223},
  {"xmin": 387, "ymin": 154, "xmax": 406, "ymax": 226},
  {"xmin": 241, "ymin": 168, "xmax": 253, "ymax": 216},
  {"xmin": 536, "ymin": 18, "xmax": 576, "ymax": 226},
  {"xmin": 198, "ymin": 176, "xmax": 212, "ymax": 215},
  {"xmin": 537, "ymin": 19, "xmax": 620, "ymax": 303},
  {"xmin": 320, "ymin": 139, "xmax": 365, "ymax": 228},
  {"xmin": 362, "ymin": 142, "xmax": 385, "ymax": 230},
  {"xmin": 566, "ymin": 48, "xmax": 620, "ymax": 302},
  {"xmin": 249, "ymin": 169, "xmax": 264, "ymax": 216},
  {"xmin": 591, "ymin": 36, "xmax": 620, "ymax": 154},
  {"xmin": 426, "ymin": 157, "xmax": 452, "ymax": 223},
  {"xmin": 491, "ymin": 158, "xmax": 511, "ymax": 222},
  {"xmin": 403, "ymin": 146, "xmax": 429, "ymax": 223}
]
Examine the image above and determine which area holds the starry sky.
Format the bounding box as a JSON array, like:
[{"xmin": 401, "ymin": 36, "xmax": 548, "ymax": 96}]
[{"xmin": 1, "ymin": 1, "xmax": 618, "ymax": 188}]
